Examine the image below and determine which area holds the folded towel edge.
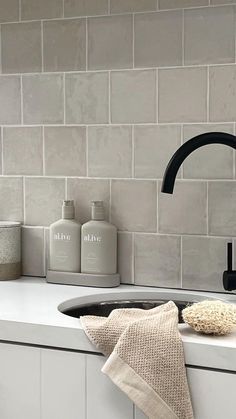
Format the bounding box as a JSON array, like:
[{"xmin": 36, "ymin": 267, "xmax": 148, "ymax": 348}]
[{"xmin": 102, "ymin": 351, "xmax": 179, "ymax": 419}]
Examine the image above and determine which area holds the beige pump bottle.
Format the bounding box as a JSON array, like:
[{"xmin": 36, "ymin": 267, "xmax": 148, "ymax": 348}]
[
  {"xmin": 49, "ymin": 200, "xmax": 81, "ymax": 272},
  {"xmin": 81, "ymin": 201, "xmax": 117, "ymax": 274}
]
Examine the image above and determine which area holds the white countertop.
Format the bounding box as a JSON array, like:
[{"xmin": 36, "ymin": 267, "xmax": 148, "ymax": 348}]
[{"xmin": 0, "ymin": 277, "xmax": 236, "ymax": 372}]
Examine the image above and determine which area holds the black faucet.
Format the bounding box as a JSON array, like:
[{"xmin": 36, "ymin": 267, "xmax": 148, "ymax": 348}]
[{"xmin": 161, "ymin": 131, "xmax": 236, "ymax": 291}]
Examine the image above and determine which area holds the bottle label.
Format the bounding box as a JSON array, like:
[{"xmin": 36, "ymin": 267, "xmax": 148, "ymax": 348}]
[
  {"xmin": 83, "ymin": 233, "xmax": 102, "ymax": 243},
  {"xmin": 54, "ymin": 232, "xmax": 71, "ymax": 241}
]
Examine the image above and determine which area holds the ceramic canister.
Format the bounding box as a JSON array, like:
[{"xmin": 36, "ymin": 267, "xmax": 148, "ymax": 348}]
[{"xmin": 0, "ymin": 222, "xmax": 21, "ymax": 280}]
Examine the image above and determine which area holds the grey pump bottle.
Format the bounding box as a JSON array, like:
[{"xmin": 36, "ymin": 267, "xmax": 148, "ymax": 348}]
[
  {"xmin": 49, "ymin": 200, "xmax": 81, "ymax": 272},
  {"xmin": 81, "ymin": 201, "xmax": 117, "ymax": 274}
]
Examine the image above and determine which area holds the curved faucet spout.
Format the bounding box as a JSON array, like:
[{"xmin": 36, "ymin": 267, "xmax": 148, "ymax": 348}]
[{"xmin": 161, "ymin": 132, "xmax": 236, "ymax": 194}]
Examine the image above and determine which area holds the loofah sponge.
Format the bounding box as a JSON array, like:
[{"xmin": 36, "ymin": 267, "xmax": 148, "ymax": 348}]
[{"xmin": 182, "ymin": 300, "xmax": 236, "ymax": 336}]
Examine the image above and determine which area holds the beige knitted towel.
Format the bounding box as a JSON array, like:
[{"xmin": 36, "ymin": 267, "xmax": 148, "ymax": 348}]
[{"xmin": 81, "ymin": 301, "xmax": 194, "ymax": 419}]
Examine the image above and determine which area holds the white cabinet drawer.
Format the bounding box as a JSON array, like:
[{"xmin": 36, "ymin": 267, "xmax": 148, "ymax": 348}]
[
  {"xmin": 0, "ymin": 343, "xmax": 40, "ymax": 419},
  {"xmin": 187, "ymin": 367, "xmax": 236, "ymax": 419},
  {"xmin": 41, "ymin": 349, "xmax": 86, "ymax": 419}
]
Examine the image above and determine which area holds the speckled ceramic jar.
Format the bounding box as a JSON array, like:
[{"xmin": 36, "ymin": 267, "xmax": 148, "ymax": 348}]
[{"xmin": 0, "ymin": 222, "xmax": 21, "ymax": 280}]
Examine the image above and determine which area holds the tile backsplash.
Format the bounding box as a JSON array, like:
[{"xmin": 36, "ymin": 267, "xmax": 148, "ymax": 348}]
[{"xmin": 1, "ymin": 0, "xmax": 236, "ymax": 292}]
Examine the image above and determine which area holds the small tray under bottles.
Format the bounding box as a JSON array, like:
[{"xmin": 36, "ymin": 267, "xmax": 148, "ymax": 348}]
[{"xmin": 46, "ymin": 269, "xmax": 120, "ymax": 288}]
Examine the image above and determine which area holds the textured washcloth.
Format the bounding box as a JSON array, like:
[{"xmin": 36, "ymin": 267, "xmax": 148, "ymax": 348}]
[{"xmin": 81, "ymin": 301, "xmax": 194, "ymax": 419}]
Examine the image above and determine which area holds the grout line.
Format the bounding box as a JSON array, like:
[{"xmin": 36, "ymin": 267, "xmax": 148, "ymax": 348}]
[
  {"xmin": 131, "ymin": 125, "xmax": 135, "ymax": 178},
  {"xmin": 180, "ymin": 124, "xmax": 184, "ymax": 178},
  {"xmin": 19, "ymin": 0, "xmax": 21, "ymax": 21},
  {"xmin": 232, "ymin": 238, "xmax": 235, "ymax": 270},
  {"xmin": 233, "ymin": 150, "xmax": 235, "ymax": 179},
  {"xmin": 156, "ymin": 180, "xmax": 159, "ymax": 233},
  {"xmin": 85, "ymin": 17, "xmax": 88, "ymax": 71},
  {"xmin": 235, "ymin": 5, "xmax": 236, "ymax": 64},
  {"xmin": 86, "ymin": 125, "xmax": 89, "ymax": 177},
  {"xmin": 20, "ymin": 75, "xmax": 24, "ymax": 124},
  {"xmin": 41, "ymin": 20, "xmax": 44, "ymax": 72},
  {"xmin": 1, "ymin": 127, "xmax": 3, "ymax": 175},
  {"xmin": 64, "ymin": 177, "xmax": 66, "ymax": 199},
  {"xmin": 206, "ymin": 181, "xmax": 209, "ymax": 235},
  {"xmin": 0, "ymin": 24, "xmax": 2, "ymax": 74},
  {"xmin": 0, "ymin": 121, "xmax": 235, "ymax": 127},
  {"xmin": 62, "ymin": 0, "xmax": 65, "ymax": 18},
  {"xmin": 42, "ymin": 126, "xmax": 45, "ymax": 175},
  {"xmin": 156, "ymin": 68, "xmax": 159, "ymax": 123},
  {"xmin": 0, "ymin": 3, "xmax": 234, "ymax": 25},
  {"xmin": 109, "ymin": 179, "xmax": 112, "ymax": 222},
  {"xmin": 157, "ymin": 0, "xmax": 159, "ymax": 10},
  {"xmin": 182, "ymin": 9, "xmax": 185, "ymax": 66},
  {"xmin": 1, "ymin": 62, "xmax": 236, "ymax": 77},
  {"xmin": 0, "ymin": 174, "xmax": 236, "ymax": 182},
  {"xmin": 43, "ymin": 227, "xmax": 47, "ymax": 275},
  {"xmin": 132, "ymin": 232, "xmax": 135, "ymax": 284},
  {"xmin": 65, "ymin": 177, "xmax": 68, "ymax": 199},
  {"xmin": 132, "ymin": 13, "xmax": 135, "ymax": 69},
  {"xmin": 23, "ymin": 176, "xmax": 26, "ymax": 224},
  {"xmin": 63, "ymin": 73, "xmax": 66, "ymax": 124},
  {"xmin": 108, "ymin": 0, "xmax": 111, "ymax": 14},
  {"xmin": 17, "ymin": 227, "xmax": 236, "ymax": 240},
  {"xmin": 108, "ymin": 71, "xmax": 111, "ymax": 124},
  {"xmin": 180, "ymin": 235, "xmax": 183, "ymax": 288},
  {"xmin": 206, "ymin": 66, "xmax": 210, "ymax": 122}
]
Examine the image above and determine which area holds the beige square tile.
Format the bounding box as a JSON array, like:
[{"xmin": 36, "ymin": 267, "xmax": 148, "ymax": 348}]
[
  {"xmin": 118, "ymin": 232, "xmax": 133, "ymax": 284},
  {"xmin": 209, "ymin": 65, "xmax": 236, "ymax": 122},
  {"xmin": 2, "ymin": 22, "xmax": 41, "ymax": 74},
  {"xmin": 65, "ymin": 72, "xmax": 109, "ymax": 124},
  {"xmin": 23, "ymin": 74, "xmax": 64, "ymax": 124},
  {"xmin": 22, "ymin": 227, "xmax": 45, "ymax": 276},
  {"xmin": 183, "ymin": 124, "xmax": 234, "ymax": 179},
  {"xmin": 110, "ymin": 0, "xmax": 156, "ymax": 13},
  {"xmin": 44, "ymin": 126, "xmax": 86, "ymax": 176},
  {"xmin": 111, "ymin": 70, "xmax": 156, "ymax": 123},
  {"xmin": 182, "ymin": 236, "xmax": 228, "ymax": 292},
  {"xmin": 43, "ymin": 19, "xmax": 86, "ymax": 72},
  {"xmin": 134, "ymin": 11, "xmax": 182, "ymax": 68},
  {"xmin": 67, "ymin": 178, "xmax": 110, "ymax": 224},
  {"xmin": 134, "ymin": 125, "xmax": 181, "ymax": 178},
  {"xmin": 159, "ymin": 0, "xmax": 208, "ymax": 8},
  {"xmin": 21, "ymin": 0, "xmax": 63, "ymax": 20},
  {"xmin": 159, "ymin": 181, "xmax": 207, "ymax": 234},
  {"xmin": 88, "ymin": 15, "xmax": 132, "ymax": 70},
  {"xmin": 111, "ymin": 180, "xmax": 157, "ymax": 232},
  {"xmin": 25, "ymin": 177, "xmax": 65, "ymax": 226},
  {"xmin": 0, "ymin": 177, "xmax": 23, "ymax": 222},
  {"xmin": 134, "ymin": 234, "xmax": 181, "ymax": 287},
  {"xmin": 208, "ymin": 181, "xmax": 236, "ymax": 236},
  {"xmin": 88, "ymin": 125, "xmax": 132, "ymax": 177},
  {"xmin": 3, "ymin": 127, "xmax": 43, "ymax": 175},
  {"xmin": 159, "ymin": 67, "xmax": 207, "ymax": 123},
  {"xmin": 184, "ymin": 6, "xmax": 235, "ymax": 65},
  {"xmin": 0, "ymin": 0, "xmax": 19, "ymax": 22},
  {"xmin": 64, "ymin": 0, "xmax": 108, "ymax": 17},
  {"xmin": 0, "ymin": 76, "xmax": 21, "ymax": 124}
]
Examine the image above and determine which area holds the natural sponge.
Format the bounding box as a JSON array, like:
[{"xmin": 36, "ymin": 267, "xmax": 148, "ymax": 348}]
[{"xmin": 182, "ymin": 300, "xmax": 236, "ymax": 336}]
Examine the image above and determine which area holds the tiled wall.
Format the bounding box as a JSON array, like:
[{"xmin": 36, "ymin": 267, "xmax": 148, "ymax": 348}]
[{"xmin": 1, "ymin": 0, "xmax": 236, "ymax": 292}]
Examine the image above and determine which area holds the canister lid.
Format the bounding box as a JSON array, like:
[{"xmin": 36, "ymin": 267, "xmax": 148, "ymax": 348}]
[{"xmin": 0, "ymin": 221, "xmax": 21, "ymax": 228}]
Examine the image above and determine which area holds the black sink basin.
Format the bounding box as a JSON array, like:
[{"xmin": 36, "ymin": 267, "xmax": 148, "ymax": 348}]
[{"xmin": 62, "ymin": 299, "xmax": 192, "ymax": 323}]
